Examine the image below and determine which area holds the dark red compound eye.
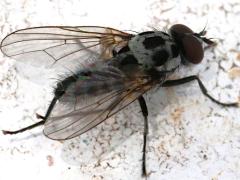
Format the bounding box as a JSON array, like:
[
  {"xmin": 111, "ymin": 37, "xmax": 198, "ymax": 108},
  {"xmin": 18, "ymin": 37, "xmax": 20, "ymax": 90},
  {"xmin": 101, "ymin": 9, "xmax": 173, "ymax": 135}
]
[
  {"xmin": 170, "ymin": 24, "xmax": 204, "ymax": 64},
  {"xmin": 170, "ymin": 24, "xmax": 193, "ymax": 36},
  {"xmin": 182, "ymin": 35, "xmax": 203, "ymax": 64}
]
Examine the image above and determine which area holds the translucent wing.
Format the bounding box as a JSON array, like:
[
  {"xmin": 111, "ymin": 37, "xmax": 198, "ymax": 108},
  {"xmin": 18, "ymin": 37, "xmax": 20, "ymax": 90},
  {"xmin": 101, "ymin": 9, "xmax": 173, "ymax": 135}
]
[
  {"xmin": 0, "ymin": 26, "xmax": 133, "ymax": 70},
  {"xmin": 43, "ymin": 62, "xmax": 164, "ymax": 140}
]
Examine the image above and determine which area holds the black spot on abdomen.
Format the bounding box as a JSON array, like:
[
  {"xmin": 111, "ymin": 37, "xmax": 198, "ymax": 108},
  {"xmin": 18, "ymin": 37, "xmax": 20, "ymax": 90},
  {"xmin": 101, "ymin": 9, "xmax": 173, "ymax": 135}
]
[
  {"xmin": 152, "ymin": 50, "xmax": 169, "ymax": 66},
  {"xmin": 143, "ymin": 36, "xmax": 165, "ymax": 49}
]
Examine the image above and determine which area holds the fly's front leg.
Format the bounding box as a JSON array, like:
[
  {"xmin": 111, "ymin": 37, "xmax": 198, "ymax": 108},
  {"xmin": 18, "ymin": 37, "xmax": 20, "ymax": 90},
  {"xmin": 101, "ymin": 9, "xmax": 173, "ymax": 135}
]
[
  {"xmin": 138, "ymin": 95, "xmax": 149, "ymax": 177},
  {"xmin": 162, "ymin": 75, "xmax": 239, "ymax": 107}
]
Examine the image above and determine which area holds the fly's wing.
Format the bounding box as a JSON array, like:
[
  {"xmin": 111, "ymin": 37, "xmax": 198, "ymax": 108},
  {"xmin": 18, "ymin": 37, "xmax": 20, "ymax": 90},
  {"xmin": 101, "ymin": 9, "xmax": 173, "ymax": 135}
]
[
  {"xmin": 43, "ymin": 64, "xmax": 163, "ymax": 140},
  {"xmin": 0, "ymin": 26, "xmax": 133, "ymax": 71}
]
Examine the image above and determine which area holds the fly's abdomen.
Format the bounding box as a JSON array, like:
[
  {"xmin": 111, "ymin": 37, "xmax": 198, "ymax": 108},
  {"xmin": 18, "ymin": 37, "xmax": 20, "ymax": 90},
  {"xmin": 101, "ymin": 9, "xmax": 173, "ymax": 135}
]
[
  {"xmin": 69, "ymin": 78, "xmax": 125, "ymax": 97},
  {"xmin": 57, "ymin": 66, "xmax": 127, "ymax": 103}
]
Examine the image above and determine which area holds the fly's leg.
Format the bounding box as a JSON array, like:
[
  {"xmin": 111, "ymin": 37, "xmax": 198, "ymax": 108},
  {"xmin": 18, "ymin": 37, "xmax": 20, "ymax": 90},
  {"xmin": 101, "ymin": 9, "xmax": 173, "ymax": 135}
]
[
  {"xmin": 2, "ymin": 97, "xmax": 58, "ymax": 135},
  {"xmin": 2, "ymin": 74, "xmax": 75, "ymax": 135},
  {"xmin": 36, "ymin": 96, "xmax": 59, "ymax": 120},
  {"xmin": 2, "ymin": 120, "xmax": 45, "ymax": 135},
  {"xmin": 138, "ymin": 96, "xmax": 149, "ymax": 177},
  {"xmin": 162, "ymin": 75, "xmax": 239, "ymax": 107}
]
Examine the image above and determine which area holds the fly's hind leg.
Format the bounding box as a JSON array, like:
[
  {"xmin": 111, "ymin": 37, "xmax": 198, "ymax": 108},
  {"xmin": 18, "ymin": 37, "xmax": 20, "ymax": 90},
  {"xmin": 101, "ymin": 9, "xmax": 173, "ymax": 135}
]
[
  {"xmin": 138, "ymin": 95, "xmax": 149, "ymax": 177},
  {"xmin": 2, "ymin": 97, "xmax": 58, "ymax": 135},
  {"xmin": 162, "ymin": 75, "xmax": 239, "ymax": 107},
  {"xmin": 2, "ymin": 120, "xmax": 45, "ymax": 135},
  {"xmin": 36, "ymin": 96, "xmax": 59, "ymax": 120}
]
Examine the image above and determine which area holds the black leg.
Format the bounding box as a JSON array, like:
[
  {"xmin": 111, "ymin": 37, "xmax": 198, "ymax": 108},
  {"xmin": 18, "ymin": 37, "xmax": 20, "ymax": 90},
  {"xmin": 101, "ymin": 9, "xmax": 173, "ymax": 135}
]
[
  {"xmin": 37, "ymin": 97, "xmax": 59, "ymax": 120},
  {"xmin": 162, "ymin": 75, "xmax": 238, "ymax": 107},
  {"xmin": 138, "ymin": 96, "xmax": 149, "ymax": 177},
  {"xmin": 2, "ymin": 120, "xmax": 45, "ymax": 135},
  {"xmin": 2, "ymin": 97, "xmax": 58, "ymax": 135}
]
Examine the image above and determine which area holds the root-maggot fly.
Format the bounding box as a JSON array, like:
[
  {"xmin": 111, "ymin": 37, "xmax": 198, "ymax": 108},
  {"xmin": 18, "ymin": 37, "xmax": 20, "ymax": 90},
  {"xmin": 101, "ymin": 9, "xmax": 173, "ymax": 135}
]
[{"xmin": 1, "ymin": 24, "xmax": 238, "ymax": 176}]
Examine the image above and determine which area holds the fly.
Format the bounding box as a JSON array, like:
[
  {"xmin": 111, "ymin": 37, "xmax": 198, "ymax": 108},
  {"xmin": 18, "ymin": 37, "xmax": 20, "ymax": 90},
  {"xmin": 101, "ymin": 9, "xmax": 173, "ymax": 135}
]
[{"xmin": 1, "ymin": 24, "xmax": 238, "ymax": 176}]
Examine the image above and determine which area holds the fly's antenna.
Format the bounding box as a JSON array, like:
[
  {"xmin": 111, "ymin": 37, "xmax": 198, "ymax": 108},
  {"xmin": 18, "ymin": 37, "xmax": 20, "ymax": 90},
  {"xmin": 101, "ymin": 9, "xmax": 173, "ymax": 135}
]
[
  {"xmin": 198, "ymin": 20, "xmax": 208, "ymax": 36},
  {"xmin": 192, "ymin": 21, "xmax": 216, "ymax": 46}
]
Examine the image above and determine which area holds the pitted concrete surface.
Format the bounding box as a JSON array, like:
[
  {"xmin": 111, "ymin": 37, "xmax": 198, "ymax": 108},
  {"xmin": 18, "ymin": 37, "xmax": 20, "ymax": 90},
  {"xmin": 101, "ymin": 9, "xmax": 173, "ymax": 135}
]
[{"xmin": 0, "ymin": 1, "xmax": 240, "ymax": 180}]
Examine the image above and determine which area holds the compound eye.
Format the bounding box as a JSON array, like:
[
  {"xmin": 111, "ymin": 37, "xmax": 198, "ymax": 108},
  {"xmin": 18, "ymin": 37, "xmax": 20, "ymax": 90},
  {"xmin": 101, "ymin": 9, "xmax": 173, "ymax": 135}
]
[
  {"xmin": 170, "ymin": 24, "xmax": 193, "ymax": 36},
  {"xmin": 182, "ymin": 35, "xmax": 204, "ymax": 64}
]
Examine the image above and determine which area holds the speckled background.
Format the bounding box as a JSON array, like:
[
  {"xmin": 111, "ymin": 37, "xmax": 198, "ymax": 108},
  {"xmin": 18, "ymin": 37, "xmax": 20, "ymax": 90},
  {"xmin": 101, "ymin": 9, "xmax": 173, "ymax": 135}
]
[{"xmin": 0, "ymin": 0, "xmax": 240, "ymax": 180}]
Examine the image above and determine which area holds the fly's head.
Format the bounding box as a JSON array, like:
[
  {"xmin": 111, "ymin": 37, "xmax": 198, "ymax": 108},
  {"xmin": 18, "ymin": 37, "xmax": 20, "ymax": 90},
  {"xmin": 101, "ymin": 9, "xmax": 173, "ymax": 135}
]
[{"xmin": 169, "ymin": 24, "xmax": 215, "ymax": 65}]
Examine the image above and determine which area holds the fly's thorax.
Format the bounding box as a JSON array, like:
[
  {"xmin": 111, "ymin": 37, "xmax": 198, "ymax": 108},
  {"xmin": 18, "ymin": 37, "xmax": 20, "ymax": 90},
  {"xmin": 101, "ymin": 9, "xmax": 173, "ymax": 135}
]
[
  {"xmin": 112, "ymin": 51, "xmax": 148, "ymax": 80},
  {"xmin": 128, "ymin": 31, "xmax": 181, "ymax": 71}
]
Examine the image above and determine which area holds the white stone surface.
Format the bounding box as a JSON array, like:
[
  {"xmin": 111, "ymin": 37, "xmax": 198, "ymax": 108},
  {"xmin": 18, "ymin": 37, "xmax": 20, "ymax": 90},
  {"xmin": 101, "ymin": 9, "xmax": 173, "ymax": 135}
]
[{"xmin": 0, "ymin": 0, "xmax": 240, "ymax": 180}]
